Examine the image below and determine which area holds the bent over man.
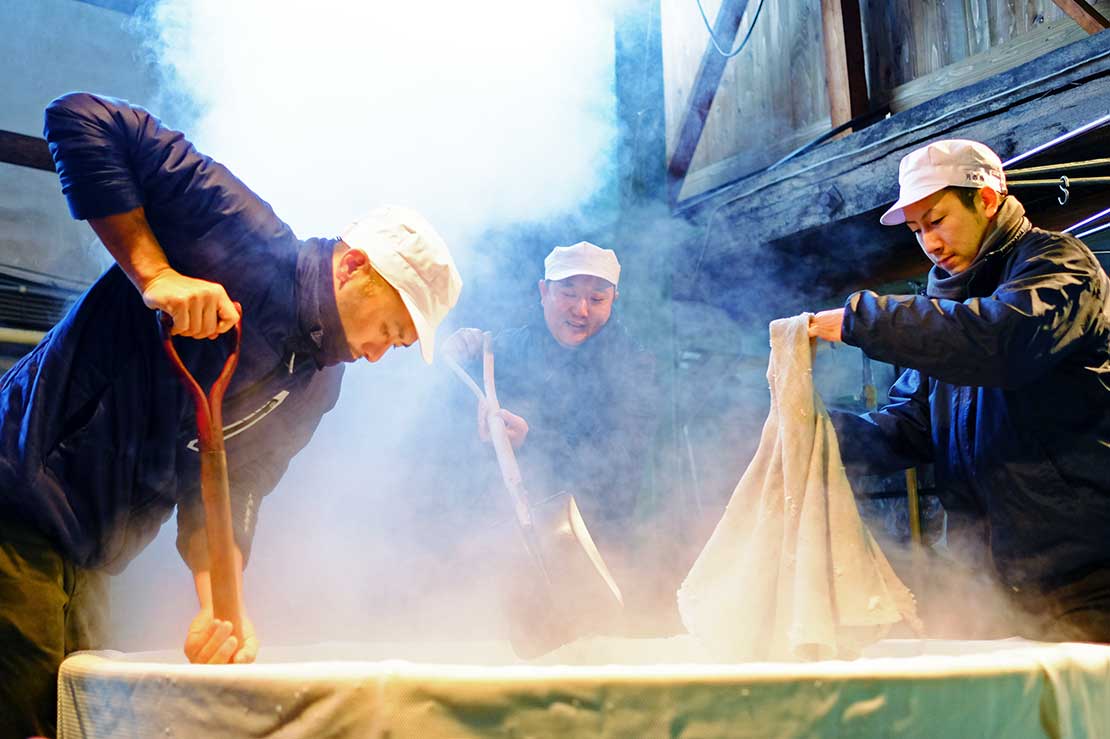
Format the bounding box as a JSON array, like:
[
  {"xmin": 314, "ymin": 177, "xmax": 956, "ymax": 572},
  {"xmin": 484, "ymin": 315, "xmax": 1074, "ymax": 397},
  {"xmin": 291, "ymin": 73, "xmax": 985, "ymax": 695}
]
[{"xmin": 0, "ymin": 92, "xmax": 462, "ymax": 738}]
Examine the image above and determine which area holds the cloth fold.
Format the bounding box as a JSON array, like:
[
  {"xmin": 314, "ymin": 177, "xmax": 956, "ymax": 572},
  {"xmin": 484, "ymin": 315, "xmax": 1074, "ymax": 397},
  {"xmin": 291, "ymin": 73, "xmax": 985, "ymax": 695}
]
[{"xmin": 678, "ymin": 314, "xmax": 920, "ymax": 661}]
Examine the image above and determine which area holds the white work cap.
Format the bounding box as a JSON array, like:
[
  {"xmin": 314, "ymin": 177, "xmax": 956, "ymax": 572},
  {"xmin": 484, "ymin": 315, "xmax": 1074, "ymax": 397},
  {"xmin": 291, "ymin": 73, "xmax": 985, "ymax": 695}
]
[
  {"xmin": 880, "ymin": 139, "xmax": 1006, "ymax": 226},
  {"xmin": 340, "ymin": 205, "xmax": 463, "ymax": 364},
  {"xmin": 543, "ymin": 241, "xmax": 621, "ymax": 287}
]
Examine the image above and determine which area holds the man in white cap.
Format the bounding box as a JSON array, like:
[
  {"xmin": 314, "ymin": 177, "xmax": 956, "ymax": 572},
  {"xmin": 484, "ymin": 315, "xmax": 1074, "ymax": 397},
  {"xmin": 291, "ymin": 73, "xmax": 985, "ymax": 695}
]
[
  {"xmin": 809, "ymin": 138, "xmax": 1110, "ymax": 642},
  {"xmin": 444, "ymin": 241, "xmax": 657, "ymax": 552},
  {"xmin": 0, "ymin": 91, "xmax": 461, "ymax": 738}
]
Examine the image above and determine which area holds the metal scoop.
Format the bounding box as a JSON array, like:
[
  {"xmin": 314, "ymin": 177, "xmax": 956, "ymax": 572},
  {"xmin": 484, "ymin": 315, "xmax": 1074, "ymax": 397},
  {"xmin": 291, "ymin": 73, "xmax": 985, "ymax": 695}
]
[{"xmin": 445, "ymin": 333, "xmax": 623, "ymax": 657}]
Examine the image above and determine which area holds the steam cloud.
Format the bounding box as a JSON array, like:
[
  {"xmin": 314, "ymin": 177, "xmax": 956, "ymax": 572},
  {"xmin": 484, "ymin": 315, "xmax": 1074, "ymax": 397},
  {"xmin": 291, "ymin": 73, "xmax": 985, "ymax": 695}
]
[{"xmin": 111, "ymin": 0, "xmax": 636, "ymax": 650}]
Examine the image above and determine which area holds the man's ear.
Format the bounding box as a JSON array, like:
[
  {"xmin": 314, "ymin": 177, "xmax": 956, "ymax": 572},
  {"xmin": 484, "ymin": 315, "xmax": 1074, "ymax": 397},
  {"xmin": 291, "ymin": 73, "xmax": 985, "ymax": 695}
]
[
  {"xmin": 337, "ymin": 248, "xmax": 369, "ymax": 287},
  {"xmin": 612, "ymin": 288, "xmax": 620, "ymax": 303},
  {"xmin": 981, "ymin": 186, "xmax": 1001, "ymax": 219},
  {"xmin": 537, "ymin": 279, "xmax": 549, "ymax": 301}
]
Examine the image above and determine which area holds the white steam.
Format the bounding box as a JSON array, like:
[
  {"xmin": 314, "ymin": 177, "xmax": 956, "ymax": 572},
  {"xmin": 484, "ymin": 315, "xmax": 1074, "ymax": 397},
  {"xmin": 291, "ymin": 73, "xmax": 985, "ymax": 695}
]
[
  {"xmin": 111, "ymin": 0, "xmax": 632, "ymax": 650},
  {"xmin": 141, "ymin": 0, "xmax": 620, "ymax": 245}
]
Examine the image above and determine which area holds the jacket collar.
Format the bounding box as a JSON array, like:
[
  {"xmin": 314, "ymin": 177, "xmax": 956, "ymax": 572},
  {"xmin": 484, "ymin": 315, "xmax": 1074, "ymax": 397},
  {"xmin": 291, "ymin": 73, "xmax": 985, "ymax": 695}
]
[{"xmin": 292, "ymin": 237, "xmax": 351, "ymax": 368}]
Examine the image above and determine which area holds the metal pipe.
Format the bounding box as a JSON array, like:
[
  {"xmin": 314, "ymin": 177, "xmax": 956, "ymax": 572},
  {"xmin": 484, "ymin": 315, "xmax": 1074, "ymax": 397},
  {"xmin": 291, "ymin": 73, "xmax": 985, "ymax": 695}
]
[
  {"xmin": 1003, "ymin": 113, "xmax": 1110, "ymax": 168},
  {"xmin": 0, "ymin": 327, "xmax": 46, "ymax": 345},
  {"xmin": 1064, "ymin": 205, "xmax": 1110, "ymax": 234},
  {"xmin": 1006, "ymin": 157, "xmax": 1110, "ymax": 176},
  {"xmin": 1007, "ymin": 176, "xmax": 1110, "ymax": 186},
  {"xmin": 1077, "ymin": 221, "xmax": 1110, "ymax": 240}
]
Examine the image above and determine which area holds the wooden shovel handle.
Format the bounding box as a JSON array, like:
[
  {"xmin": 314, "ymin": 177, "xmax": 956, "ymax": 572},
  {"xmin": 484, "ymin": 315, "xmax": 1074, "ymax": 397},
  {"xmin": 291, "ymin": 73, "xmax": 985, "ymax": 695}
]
[{"xmin": 158, "ymin": 306, "xmax": 245, "ymax": 642}]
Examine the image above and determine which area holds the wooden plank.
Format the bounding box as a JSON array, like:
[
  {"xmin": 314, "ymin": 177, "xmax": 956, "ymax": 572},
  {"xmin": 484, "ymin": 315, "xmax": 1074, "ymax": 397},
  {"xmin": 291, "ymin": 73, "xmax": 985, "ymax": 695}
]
[
  {"xmin": 820, "ymin": 0, "xmax": 869, "ymax": 129},
  {"xmin": 680, "ymin": 118, "xmax": 831, "ymax": 201},
  {"xmin": 666, "ymin": 0, "xmax": 752, "ymax": 204},
  {"xmin": 0, "ymin": 131, "xmax": 54, "ymax": 172},
  {"xmin": 1052, "ymin": 0, "xmax": 1110, "ymax": 33},
  {"xmin": 674, "ymin": 1, "xmax": 834, "ymax": 201},
  {"xmin": 888, "ymin": 17, "xmax": 1087, "ymax": 112}
]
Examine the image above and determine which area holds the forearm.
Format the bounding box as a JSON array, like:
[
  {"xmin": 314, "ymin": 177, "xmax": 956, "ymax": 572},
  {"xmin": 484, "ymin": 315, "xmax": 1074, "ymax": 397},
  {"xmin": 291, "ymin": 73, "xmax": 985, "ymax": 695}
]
[{"xmin": 88, "ymin": 206, "xmax": 174, "ymax": 295}]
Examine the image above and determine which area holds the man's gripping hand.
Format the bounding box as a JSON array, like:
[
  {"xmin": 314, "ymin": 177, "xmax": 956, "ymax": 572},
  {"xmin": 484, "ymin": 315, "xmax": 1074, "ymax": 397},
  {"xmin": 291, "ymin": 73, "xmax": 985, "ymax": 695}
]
[
  {"xmin": 442, "ymin": 327, "xmax": 485, "ymax": 364},
  {"xmin": 808, "ymin": 308, "xmax": 845, "ymax": 343},
  {"xmin": 478, "ymin": 401, "xmax": 529, "ymax": 449},
  {"xmin": 143, "ymin": 270, "xmax": 240, "ymax": 339},
  {"xmin": 184, "ymin": 608, "xmax": 258, "ymax": 665}
]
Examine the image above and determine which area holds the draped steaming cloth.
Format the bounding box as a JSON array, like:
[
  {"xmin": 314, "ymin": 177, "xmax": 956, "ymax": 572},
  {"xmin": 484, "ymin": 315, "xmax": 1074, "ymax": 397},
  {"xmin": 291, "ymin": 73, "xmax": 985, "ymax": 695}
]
[{"xmin": 679, "ymin": 315, "xmax": 920, "ymax": 661}]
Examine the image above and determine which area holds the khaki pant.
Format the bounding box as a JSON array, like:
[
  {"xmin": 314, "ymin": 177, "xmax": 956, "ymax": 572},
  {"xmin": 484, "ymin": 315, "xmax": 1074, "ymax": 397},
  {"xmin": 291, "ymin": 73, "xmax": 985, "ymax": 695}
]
[{"xmin": 0, "ymin": 517, "xmax": 108, "ymax": 739}]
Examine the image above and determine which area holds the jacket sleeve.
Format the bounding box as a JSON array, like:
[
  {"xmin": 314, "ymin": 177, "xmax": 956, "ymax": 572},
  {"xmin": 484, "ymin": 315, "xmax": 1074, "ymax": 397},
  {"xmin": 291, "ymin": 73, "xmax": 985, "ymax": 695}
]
[
  {"xmin": 842, "ymin": 235, "xmax": 1105, "ymax": 389},
  {"xmin": 44, "ymin": 92, "xmax": 188, "ymax": 220},
  {"xmin": 43, "ymin": 91, "xmax": 268, "ymax": 243},
  {"xmin": 828, "ymin": 367, "xmax": 934, "ymax": 476}
]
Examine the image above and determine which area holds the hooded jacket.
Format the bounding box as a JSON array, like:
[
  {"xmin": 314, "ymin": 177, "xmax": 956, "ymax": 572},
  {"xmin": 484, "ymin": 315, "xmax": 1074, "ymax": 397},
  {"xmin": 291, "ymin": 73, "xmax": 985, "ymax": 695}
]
[
  {"xmin": 831, "ymin": 198, "xmax": 1110, "ymax": 611},
  {"xmin": 0, "ymin": 92, "xmax": 347, "ymax": 573}
]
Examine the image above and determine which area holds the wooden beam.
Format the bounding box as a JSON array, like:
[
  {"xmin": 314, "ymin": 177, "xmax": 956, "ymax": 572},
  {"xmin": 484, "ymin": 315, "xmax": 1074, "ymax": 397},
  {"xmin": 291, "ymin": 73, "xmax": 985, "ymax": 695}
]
[
  {"xmin": 672, "ymin": 30, "xmax": 1110, "ymax": 320},
  {"xmin": 666, "ymin": 0, "xmax": 752, "ymax": 205},
  {"xmin": 820, "ymin": 0, "xmax": 869, "ymax": 130},
  {"xmin": 0, "ymin": 131, "xmax": 54, "ymax": 172},
  {"xmin": 1052, "ymin": 0, "xmax": 1110, "ymax": 35}
]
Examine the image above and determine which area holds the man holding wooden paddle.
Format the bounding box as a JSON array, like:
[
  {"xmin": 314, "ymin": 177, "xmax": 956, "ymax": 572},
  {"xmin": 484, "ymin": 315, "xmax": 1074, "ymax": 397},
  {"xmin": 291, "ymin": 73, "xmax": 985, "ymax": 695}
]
[{"xmin": 0, "ymin": 91, "xmax": 462, "ymax": 739}]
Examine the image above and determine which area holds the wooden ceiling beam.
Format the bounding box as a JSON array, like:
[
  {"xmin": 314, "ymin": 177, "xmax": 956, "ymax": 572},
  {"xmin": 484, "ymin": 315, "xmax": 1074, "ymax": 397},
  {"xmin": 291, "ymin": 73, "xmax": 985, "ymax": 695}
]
[
  {"xmin": 0, "ymin": 131, "xmax": 54, "ymax": 172},
  {"xmin": 1052, "ymin": 0, "xmax": 1110, "ymax": 35},
  {"xmin": 667, "ymin": 0, "xmax": 752, "ymax": 206}
]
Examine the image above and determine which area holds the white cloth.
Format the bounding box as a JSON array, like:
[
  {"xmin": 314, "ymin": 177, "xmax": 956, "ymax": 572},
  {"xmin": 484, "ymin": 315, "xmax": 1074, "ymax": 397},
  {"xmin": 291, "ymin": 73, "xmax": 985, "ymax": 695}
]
[
  {"xmin": 59, "ymin": 638, "xmax": 1110, "ymax": 738},
  {"xmin": 678, "ymin": 314, "xmax": 920, "ymax": 661}
]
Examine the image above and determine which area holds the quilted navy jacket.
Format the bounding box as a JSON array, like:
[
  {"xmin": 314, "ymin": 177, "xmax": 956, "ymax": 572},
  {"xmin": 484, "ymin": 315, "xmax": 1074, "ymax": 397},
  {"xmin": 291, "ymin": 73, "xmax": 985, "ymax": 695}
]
[
  {"xmin": 831, "ymin": 225, "xmax": 1110, "ymax": 606},
  {"xmin": 487, "ymin": 316, "xmax": 658, "ymax": 539},
  {"xmin": 0, "ymin": 92, "xmax": 345, "ymax": 572}
]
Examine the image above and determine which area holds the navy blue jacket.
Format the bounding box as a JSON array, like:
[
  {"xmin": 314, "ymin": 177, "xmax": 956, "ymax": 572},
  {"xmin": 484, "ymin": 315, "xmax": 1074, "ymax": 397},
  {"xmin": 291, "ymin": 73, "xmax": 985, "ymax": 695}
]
[
  {"xmin": 831, "ymin": 226, "xmax": 1110, "ymax": 604},
  {"xmin": 0, "ymin": 92, "xmax": 345, "ymax": 572},
  {"xmin": 485, "ymin": 317, "xmax": 657, "ymax": 539}
]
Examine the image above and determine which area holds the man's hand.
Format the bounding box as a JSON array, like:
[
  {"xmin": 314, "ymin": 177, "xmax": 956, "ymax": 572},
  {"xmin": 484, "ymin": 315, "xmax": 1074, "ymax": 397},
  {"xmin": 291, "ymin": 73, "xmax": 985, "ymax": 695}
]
[
  {"xmin": 478, "ymin": 401, "xmax": 529, "ymax": 449},
  {"xmin": 143, "ymin": 269, "xmax": 241, "ymax": 339},
  {"xmin": 442, "ymin": 327, "xmax": 484, "ymax": 363},
  {"xmin": 88, "ymin": 206, "xmax": 239, "ymax": 340},
  {"xmin": 184, "ymin": 608, "xmax": 258, "ymax": 665},
  {"xmin": 808, "ymin": 308, "xmax": 845, "ymax": 342}
]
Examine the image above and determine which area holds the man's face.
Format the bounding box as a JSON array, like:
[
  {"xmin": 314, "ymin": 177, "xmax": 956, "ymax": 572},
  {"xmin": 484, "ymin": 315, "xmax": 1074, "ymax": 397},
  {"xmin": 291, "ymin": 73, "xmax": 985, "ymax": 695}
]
[
  {"xmin": 903, "ymin": 187, "xmax": 996, "ymax": 275},
  {"xmin": 334, "ymin": 248, "xmax": 417, "ymax": 363},
  {"xmin": 539, "ymin": 274, "xmax": 617, "ymax": 348}
]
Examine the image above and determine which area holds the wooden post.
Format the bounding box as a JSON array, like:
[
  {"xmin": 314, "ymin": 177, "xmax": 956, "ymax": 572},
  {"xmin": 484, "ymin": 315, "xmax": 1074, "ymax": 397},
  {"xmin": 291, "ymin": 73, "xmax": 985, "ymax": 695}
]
[
  {"xmin": 1052, "ymin": 0, "xmax": 1110, "ymax": 35},
  {"xmin": 615, "ymin": 0, "xmax": 666, "ymax": 209},
  {"xmin": 820, "ymin": 0, "xmax": 869, "ymax": 132},
  {"xmin": 667, "ymin": 0, "xmax": 752, "ymax": 205}
]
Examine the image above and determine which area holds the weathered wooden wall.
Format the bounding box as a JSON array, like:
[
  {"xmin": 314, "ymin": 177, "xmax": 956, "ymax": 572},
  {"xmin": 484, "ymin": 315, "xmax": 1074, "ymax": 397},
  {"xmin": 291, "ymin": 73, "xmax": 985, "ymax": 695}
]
[
  {"xmin": 663, "ymin": 0, "xmax": 1100, "ymax": 200},
  {"xmin": 662, "ymin": 0, "xmax": 831, "ymax": 200}
]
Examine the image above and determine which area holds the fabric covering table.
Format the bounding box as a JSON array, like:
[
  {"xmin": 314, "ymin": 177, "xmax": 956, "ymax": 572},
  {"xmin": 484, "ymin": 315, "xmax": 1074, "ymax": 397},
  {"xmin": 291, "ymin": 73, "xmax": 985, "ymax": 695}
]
[{"xmin": 58, "ymin": 637, "xmax": 1110, "ymax": 738}]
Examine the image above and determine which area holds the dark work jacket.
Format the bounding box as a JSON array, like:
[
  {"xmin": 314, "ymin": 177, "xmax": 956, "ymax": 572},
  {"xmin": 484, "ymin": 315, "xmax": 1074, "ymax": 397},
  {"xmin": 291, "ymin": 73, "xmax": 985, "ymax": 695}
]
[
  {"xmin": 485, "ymin": 317, "xmax": 657, "ymax": 540},
  {"xmin": 0, "ymin": 92, "xmax": 345, "ymax": 573},
  {"xmin": 830, "ymin": 225, "xmax": 1110, "ymax": 605}
]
